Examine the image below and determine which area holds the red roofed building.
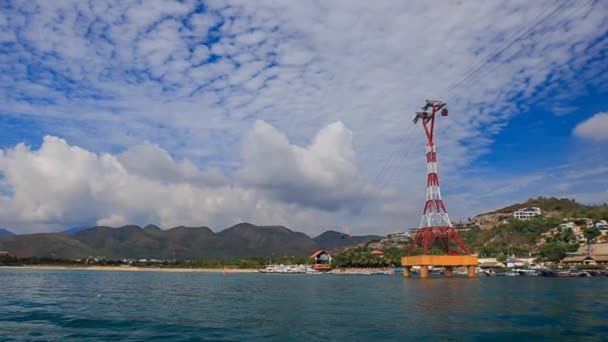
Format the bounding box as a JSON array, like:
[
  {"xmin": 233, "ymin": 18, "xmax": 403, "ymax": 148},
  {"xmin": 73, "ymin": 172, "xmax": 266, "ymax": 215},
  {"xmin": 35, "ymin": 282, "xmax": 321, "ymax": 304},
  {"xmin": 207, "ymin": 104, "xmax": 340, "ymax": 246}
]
[
  {"xmin": 310, "ymin": 250, "xmax": 332, "ymax": 271},
  {"xmin": 370, "ymin": 250, "xmax": 384, "ymax": 256}
]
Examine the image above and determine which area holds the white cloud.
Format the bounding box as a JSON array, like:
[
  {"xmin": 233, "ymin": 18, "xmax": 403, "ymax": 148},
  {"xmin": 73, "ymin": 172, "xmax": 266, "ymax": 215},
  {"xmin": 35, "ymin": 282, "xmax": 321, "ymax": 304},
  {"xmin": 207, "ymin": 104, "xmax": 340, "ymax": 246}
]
[
  {"xmin": 0, "ymin": 122, "xmax": 383, "ymax": 234},
  {"xmin": 238, "ymin": 120, "xmax": 378, "ymax": 211},
  {"xmin": 574, "ymin": 112, "xmax": 608, "ymax": 141},
  {"xmin": 0, "ymin": 1, "xmax": 607, "ymax": 233}
]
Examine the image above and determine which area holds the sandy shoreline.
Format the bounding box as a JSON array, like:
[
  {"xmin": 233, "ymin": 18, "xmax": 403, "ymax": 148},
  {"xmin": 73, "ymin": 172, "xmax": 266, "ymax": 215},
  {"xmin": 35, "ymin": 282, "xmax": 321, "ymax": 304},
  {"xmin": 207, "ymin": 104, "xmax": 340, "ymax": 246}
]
[{"xmin": 0, "ymin": 265, "xmax": 259, "ymax": 273}]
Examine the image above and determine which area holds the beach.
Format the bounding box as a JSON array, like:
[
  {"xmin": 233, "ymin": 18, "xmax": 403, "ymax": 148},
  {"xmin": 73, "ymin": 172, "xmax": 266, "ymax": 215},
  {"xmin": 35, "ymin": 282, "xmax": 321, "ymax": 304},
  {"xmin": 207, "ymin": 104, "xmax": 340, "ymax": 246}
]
[{"xmin": 0, "ymin": 265, "xmax": 258, "ymax": 273}]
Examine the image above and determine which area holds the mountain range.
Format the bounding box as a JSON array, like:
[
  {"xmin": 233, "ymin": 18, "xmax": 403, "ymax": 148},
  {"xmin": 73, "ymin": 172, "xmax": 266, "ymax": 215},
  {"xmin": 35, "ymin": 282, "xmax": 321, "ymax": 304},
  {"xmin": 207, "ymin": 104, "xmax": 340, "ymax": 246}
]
[
  {"xmin": 0, "ymin": 228, "xmax": 14, "ymax": 237},
  {"xmin": 0, "ymin": 223, "xmax": 380, "ymax": 260}
]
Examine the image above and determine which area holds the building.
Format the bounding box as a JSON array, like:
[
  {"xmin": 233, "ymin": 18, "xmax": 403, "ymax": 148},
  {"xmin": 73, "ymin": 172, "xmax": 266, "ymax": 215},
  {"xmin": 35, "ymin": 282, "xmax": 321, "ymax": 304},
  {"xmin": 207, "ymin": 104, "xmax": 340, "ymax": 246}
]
[
  {"xmin": 479, "ymin": 261, "xmax": 506, "ymax": 269},
  {"xmin": 562, "ymin": 255, "xmax": 608, "ymax": 266},
  {"xmin": 505, "ymin": 257, "xmax": 531, "ymax": 268},
  {"xmin": 310, "ymin": 250, "xmax": 332, "ymax": 271},
  {"xmin": 453, "ymin": 220, "xmax": 479, "ymax": 231},
  {"xmin": 513, "ymin": 207, "xmax": 541, "ymax": 220},
  {"xmin": 562, "ymin": 243, "xmax": 608, "ymax": 266},
  {"xmin": 386, "ymin": 232, "xmax": 410, "ymax": 240}
]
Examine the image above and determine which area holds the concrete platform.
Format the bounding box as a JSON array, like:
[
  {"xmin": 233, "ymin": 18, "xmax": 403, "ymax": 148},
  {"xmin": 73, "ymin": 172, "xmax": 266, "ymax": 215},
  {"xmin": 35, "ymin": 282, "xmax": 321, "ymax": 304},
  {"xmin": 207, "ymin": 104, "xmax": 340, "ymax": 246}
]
[{"xmin": 401, "ymin": 255, "xmax": 478, "ymax": 278}]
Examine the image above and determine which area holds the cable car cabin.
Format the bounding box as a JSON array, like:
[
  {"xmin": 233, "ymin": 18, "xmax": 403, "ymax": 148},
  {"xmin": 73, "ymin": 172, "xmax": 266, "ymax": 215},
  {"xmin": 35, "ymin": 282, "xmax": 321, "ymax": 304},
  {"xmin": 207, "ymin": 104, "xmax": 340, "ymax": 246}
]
[{"xmin": 441, "ymin": 108, "xmax": 448, "ymax": 116}]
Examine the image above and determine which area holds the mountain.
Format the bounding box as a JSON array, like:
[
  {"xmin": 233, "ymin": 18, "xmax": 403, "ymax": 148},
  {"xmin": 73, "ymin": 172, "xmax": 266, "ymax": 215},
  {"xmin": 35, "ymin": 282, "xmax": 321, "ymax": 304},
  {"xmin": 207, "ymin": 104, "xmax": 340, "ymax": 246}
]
[
  {"xmin": 313, "ymin": 230, "xmax": 382, "ymax": 250},
  {"xmin": 0, "ymin": 228, "xmax": 15, "ymax": 237},
  {"xmin": 218, "ymin": 223, "xmax": 320, "ymax": 258},
  {"xmin": 0, "ymin": 223, "xmax": 376, "ymax": 260},
  {"xmin": 62, "ymin": 225, "xmax": 92, "ymax": 235},
  {"xmin": 0, "ymin": 233, "xmax": 96, "ymax": 258}
]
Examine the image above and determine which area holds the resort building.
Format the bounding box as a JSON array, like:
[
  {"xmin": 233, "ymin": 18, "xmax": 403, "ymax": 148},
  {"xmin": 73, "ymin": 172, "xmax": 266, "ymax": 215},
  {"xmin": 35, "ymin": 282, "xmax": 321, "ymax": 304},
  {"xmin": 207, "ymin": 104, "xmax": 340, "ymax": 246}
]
[
  {"xmin": 562, "ymin": 255, "xmax": 608, "ymax": 266},
  {"xmin": 562, "ymin": 243, "xmax": 608, "ymax": 266},
  {"xmin": 513, "ymin": 207, "xmax": 541, "ymax": 220},
  {"xmin": 386, "ymin": 232, "xmax": 410, "ymax": 240},
  {"xmin": 310, "ymin": 250, "xmax": 332, "ymax": 271},
  {"xmin": 453, "ymin": 220, "xmax": 479, "ymax": 231}
]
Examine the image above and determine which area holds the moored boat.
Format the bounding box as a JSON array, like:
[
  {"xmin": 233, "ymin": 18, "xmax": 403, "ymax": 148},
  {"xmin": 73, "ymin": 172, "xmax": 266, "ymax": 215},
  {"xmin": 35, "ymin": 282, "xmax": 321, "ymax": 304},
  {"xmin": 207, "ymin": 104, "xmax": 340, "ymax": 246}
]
[
  {"xmin": 540, "ymin": 269, "xmax": 590, "ymax": 277},
  {"xmin": 259, "ymin": 264, "xmax": 307, "ymax": 274}
]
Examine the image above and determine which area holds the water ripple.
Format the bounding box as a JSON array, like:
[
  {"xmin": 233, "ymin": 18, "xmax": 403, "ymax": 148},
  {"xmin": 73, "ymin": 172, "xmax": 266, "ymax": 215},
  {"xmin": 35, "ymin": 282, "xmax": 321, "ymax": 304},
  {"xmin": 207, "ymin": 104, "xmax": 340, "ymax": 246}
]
[{"xmin": 1, "ymin": 269, "xmax": 607, "ymax": 341}]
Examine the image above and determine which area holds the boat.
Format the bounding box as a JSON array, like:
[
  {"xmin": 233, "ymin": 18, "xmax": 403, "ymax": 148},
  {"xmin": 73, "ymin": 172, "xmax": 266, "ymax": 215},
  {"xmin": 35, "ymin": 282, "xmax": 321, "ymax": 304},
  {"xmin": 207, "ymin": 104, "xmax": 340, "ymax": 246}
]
[
  {"xmin": 259, "ymin": 264, "xmax": 307, "ymax": 274},
  {"xmin": 310, "ymin": 263, "xmax": 332, "ymax": 272},
  {"xmin": 512, "ymin": 268, "xmax": 540, "ymax": 276},
  {"xmin": 483, "ymin": 270, "xmax": 496, "ymax": 276},
  {"xmin": 259, "ymin": 264, "xmax": 325, "ymax": 274},
  {"xmin": 555, "ymin": 270, "xmax": 589, "ymax": 277},
  {"xmin": 540, "ymin": 269, "xmax": 590, "ymax": 277}
]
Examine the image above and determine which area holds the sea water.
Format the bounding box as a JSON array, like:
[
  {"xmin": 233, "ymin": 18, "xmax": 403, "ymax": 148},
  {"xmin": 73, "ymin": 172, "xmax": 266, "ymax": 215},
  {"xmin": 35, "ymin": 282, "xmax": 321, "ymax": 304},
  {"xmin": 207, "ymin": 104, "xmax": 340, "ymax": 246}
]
[{"xmin": 0, "ymin": 269, "xmax": 606, "ymax": 341}]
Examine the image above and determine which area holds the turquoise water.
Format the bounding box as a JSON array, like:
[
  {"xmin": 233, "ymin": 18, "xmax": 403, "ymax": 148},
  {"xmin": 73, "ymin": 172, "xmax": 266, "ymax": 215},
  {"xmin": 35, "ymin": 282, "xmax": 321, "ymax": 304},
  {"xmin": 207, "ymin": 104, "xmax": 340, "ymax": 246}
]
[{"xmin": 1, "ymin": 269, "xmax": 607, "ymax": 341}]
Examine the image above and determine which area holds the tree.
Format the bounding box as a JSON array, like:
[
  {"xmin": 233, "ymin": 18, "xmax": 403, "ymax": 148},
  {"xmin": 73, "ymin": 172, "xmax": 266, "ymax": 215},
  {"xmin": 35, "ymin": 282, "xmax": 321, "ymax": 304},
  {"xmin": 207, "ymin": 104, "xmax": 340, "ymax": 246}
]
[
  {"xmin": 584, "ymin": 228, "xmax": 601, "ymax": 242},
  {"xmin": 574, "ymin": 219, "xmax": 588, "ymax": 226},
  {"xmin": 560, "ymin": 228, "xmax": 575, "ymax": 243},
  {"xmin": 538, "ymin": 243, "xmax": 568, "ymax": 262}
]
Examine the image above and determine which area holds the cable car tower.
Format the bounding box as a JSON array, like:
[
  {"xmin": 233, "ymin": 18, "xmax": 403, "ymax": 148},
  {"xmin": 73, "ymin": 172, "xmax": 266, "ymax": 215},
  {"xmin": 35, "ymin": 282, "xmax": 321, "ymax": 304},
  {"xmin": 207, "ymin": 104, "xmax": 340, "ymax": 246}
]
[{"xmin": 407, "ymin": 100, "xmax": 470, "ymax": 256}]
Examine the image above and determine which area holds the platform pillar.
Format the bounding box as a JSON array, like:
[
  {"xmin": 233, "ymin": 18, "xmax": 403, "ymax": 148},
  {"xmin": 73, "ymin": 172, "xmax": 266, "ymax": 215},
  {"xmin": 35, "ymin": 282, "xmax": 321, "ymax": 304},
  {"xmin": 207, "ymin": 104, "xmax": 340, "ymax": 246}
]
[
  {"xmin": 403, "ymin": 266, "xmax": 411, "ymax": 278},
  {"xmin": 420, "ymin": 265, "xmax": 429, "ymax": 278},
  {"xmin": 444, "ymin": 266, "xmax": 453, "ymax": 277},
  {"xmin": 467, "ymin": 265, "xmax": 476, "ymax": 278}
]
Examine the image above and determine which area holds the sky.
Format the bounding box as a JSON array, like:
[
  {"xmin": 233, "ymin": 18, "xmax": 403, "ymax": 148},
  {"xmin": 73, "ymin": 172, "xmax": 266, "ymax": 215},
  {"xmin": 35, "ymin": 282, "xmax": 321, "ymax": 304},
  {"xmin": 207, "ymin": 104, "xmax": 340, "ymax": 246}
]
[{"xmin": 0, "ymin": 0, "xmax": 607, "ymax": 235}]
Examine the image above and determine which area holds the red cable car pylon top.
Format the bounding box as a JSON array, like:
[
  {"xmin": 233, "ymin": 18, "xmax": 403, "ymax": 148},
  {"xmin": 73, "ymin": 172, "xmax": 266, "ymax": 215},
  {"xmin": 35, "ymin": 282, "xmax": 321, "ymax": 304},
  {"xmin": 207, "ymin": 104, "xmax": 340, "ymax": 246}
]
[{"xmin": 407, "ymin": 100, "xmax": 470, "ymax": 256}]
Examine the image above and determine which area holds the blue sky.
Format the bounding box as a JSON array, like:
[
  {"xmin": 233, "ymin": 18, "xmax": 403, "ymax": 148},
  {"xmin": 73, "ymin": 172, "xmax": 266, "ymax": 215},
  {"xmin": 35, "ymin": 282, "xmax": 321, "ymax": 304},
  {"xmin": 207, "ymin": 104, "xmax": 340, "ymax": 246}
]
[{"xmin": 0, "ymin": 0, "xmax": 607, "ymax": 234}]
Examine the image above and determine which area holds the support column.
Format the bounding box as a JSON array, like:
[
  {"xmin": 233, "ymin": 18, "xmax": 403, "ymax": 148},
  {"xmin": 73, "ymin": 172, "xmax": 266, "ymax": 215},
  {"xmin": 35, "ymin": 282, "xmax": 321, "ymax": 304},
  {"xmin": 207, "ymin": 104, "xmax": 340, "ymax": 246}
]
[
  {"xmin": 444, "ymin": 266, "xmax": 453, "ymax": 277},
  {"xmin": 420, "ymin": 265, "xmax": 429, "ymax": 279},
  {"xmin": 403, "ymin": 266, "xmax": 411, "ymax": 278},
  {"xmin": 467, "ymin": 265, "xmax": 476, "ymax": 278}
]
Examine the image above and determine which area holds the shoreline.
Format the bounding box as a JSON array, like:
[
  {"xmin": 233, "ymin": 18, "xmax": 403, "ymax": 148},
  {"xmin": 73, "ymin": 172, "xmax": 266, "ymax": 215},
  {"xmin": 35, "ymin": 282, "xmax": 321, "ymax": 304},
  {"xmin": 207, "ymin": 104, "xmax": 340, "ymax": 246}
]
[{"xmin": 0, "ymin": 265, "xmax": 259, "ymax": 273}]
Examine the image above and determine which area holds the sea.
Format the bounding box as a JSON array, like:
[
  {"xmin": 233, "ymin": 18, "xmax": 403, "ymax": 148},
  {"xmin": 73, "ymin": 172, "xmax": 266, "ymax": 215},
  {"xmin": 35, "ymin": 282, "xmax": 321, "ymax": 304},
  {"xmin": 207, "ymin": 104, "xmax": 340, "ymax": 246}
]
[{"xmin": 1, "ymin": 269, "xmax": 607, "ymax": 341}]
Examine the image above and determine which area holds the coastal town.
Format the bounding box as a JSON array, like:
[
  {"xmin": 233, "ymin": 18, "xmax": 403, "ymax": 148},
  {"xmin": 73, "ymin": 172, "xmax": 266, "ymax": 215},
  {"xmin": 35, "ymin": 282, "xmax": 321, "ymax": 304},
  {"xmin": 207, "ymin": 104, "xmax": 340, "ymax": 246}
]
[{"xmin": 2, "ymin": 198, "xmax": 607, "ymax": 277}]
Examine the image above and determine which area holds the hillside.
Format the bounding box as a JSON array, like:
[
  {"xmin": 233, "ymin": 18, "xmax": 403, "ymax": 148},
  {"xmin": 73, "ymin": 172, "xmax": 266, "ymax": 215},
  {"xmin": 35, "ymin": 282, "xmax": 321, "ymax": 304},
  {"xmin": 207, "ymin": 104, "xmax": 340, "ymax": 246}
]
[
  {"xmin": 313, "ymin": 230, "xmax": 381, "ymax": 250},
  {"xmin": 0, "ymin": 233, "xmax": 96, "ymax": 259},
  {"xmin": 489, "ymin": 197, "xmax": 608, "ymax": 219},
  {"xmin": 0, "ymin": 228, "xmax": 14, "ymax": 237},
  {"xmin": 0, "ymin": 224, "xmax": 371, "ymax": 260},
  {"xmin": 473, "ymin": 197, "xmax": 608, "ymax": 229},
  {"xmin": 462, "ymin": 197, "xmax": 608, "ymax": 256}
]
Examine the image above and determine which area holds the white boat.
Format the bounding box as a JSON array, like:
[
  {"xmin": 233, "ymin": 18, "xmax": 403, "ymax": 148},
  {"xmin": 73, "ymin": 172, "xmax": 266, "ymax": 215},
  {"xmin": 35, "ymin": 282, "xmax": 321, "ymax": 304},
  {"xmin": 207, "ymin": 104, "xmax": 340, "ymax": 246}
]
[{"xmin": 259, "ymin": 264, "xmax": 321, "ymax": 274}]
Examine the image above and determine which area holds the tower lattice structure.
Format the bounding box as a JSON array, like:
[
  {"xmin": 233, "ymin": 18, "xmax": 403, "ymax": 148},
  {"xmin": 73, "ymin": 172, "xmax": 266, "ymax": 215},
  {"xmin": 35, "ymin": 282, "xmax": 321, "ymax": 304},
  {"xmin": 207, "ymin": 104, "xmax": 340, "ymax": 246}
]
[{"xmin": 407, "ymin": 100, "xmax": 470, "ymax": 256}]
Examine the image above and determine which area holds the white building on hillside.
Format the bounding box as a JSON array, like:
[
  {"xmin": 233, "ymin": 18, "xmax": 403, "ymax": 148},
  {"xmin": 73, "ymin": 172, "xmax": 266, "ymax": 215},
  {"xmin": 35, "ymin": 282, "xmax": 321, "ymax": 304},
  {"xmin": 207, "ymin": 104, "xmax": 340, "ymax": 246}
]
[{"xmin": 513, "ymin": 207, "xmax": 541, "ymax": 220}]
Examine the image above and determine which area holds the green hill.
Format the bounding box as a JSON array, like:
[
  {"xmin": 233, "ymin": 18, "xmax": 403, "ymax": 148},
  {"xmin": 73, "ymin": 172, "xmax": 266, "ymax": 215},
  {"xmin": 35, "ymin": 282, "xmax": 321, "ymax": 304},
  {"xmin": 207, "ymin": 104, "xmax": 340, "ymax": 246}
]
[
  {"xmin": 313, "ymin": 230, "xmax": 381, "ymax": 250},
  {"xmin": 462, "ymin": 197, "xmax": 608, "ymax": 256},
  {"xmin": 491, "ymin": 196, "xmax": 608, "ymax": 219},
  {"xmin": 0, "ymin": 224, "xmax": 372, "ymax": 260}
]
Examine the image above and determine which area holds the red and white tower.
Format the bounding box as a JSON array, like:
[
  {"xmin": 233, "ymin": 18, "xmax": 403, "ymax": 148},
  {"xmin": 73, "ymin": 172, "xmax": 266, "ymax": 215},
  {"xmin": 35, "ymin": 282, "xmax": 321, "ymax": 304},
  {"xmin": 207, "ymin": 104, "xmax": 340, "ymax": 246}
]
[{"xmin": 407, "ymin": 100, "xmax": 470, "ymax": 256}]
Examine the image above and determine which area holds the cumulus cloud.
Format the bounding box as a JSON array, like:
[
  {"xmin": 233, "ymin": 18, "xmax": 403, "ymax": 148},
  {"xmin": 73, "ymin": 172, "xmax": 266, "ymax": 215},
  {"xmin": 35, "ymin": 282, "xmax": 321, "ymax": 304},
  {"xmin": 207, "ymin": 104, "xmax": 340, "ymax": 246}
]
[
  {"xmin": 238, "ymin": 120, "xmax": 378, "ymax": 211},
  {"xmin": 0, "ymin": 1, "xmax": 607, "ymax": 232},
  {"xmin": 0, "ymin": 122, "xmax": 382, "ymax": 234},
  {"xmin": 574, "ymin": 112, "xmax": 608, "ymax": 141}
]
